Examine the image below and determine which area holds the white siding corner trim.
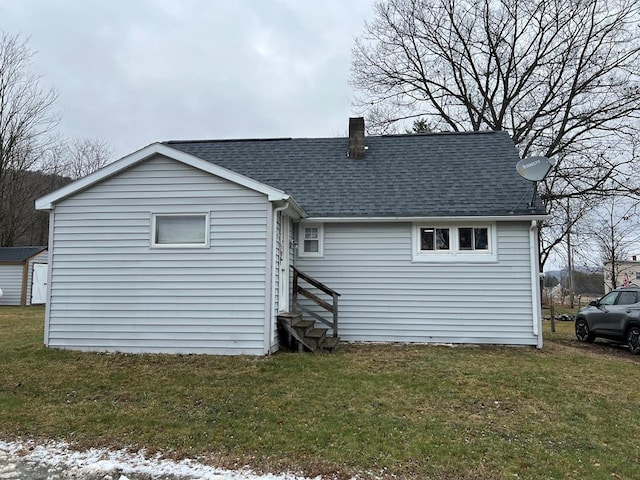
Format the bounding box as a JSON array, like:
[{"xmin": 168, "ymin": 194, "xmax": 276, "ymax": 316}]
[
  {"xmin": 44, "ymin": 213, "xmax": 55, "ymax": 345},
  {"xmin": 268, "ymin": 202, "xmax": 290, "ymax": 354},
  {"xmin": 529, "ymin": 221, "xmax": 543, "ymax": 349}
]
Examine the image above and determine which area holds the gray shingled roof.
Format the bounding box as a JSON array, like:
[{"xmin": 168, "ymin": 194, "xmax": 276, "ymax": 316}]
[
  {"xmin": 166, "ymin": 131, "xmax": 546, "ymax": 218},
  {"xmin": 0, "ymin": 247, "xmax": 46, "ymax": 263}
]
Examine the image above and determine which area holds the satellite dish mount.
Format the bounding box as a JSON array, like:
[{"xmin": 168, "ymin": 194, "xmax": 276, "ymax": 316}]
[{"xmin": 516, "ymin": 156, "xmax": 553, "ymax": 209}]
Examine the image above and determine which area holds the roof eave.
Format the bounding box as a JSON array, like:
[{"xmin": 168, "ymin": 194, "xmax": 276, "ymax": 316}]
[
  {"xmin": 35, "ymin": 143, "xmax": 291, "ymax": 210},
  {"xmin": 301, "ymin": 214, "xmax": 551, "ymax": 223}
]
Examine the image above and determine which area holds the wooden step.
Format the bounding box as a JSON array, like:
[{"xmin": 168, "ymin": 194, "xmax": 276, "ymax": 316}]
[
  {"xmin": 277, "ymin": 312, "xmax": 302, "ymax": 324},
  {"xmin": 292, "ymin": 319, "xmax": 314, "ymax": 335},
  {"xmin": 320, "ymin": 336, "xmax": 340, "ymax": 352},
  {"xmin": 277, "ymin": 312, "xmax": 339, "ymax": 353},
  {"xmin": 277, "ymin": 313, "xmax": 304, "ymax": 351},
  {"xmin": 304, "ymin": 327, "xmax": 328, "ymax": 350}
]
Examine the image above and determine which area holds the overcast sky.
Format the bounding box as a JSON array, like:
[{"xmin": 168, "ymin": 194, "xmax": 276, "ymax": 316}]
[{"xmin": 1, "ymin": 0, "xmax": 375, "ymax": 159}]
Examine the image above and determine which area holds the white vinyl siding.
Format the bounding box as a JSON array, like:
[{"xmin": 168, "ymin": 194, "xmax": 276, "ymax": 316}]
[
  {"xmin": 45, "ymin": 155, "xmax": 270, "ymax": 355},
  {"xmin": 0, "ymin": 265, "xmax": 23, "ymax": 306},
  {"xmin": 296, "ymin": 221, "xmax": 538, "ymax": 346},
  {"xmin": 0, "ymin": 250, "xmax": 47, "ymax": 306}
]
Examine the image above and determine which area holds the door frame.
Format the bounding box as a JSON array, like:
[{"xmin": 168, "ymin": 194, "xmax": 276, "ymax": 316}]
[
  {"xmin": 278, "ymin": 217, "xmax": 290, "ymax": 312},
  {"xmin": 31, "ymin": 263, "xmax": 48, "ymax": 305}
]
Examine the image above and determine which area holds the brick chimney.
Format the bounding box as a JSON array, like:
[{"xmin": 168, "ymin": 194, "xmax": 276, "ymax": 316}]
[{"xmin": 348, "ymin": 117, "xmax": 365, "ymax": 159}]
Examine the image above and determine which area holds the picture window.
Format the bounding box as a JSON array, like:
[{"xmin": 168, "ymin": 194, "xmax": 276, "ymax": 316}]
[{"xmin": 152, "ymin": 214, "xmax": 208, "ymax": 247}]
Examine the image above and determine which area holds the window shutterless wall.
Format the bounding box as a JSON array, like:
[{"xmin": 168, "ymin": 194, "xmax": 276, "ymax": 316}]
[
  {"xmin": 412, "ymin": 222, "xmax": 497, "ymax": 263},
  {"xmin": 151, "ymin": 213, "xmax": 209, "ymax": 248}
]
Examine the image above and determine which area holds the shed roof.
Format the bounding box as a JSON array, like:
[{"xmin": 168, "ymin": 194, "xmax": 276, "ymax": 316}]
[
  {"xmin": 0, "ymin": 247, "xmax": 46, "ymax": 263},
  {"xmin": 167, "ymin": 131, "xmax": 546, "ymax": 218}
]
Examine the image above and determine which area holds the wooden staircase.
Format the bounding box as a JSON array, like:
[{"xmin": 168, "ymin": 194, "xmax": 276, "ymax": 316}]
[
  {"xmin": 277, "ymin": 267, "xmax": 341, "ymax": 353},
  {"xmin": 278, "ymin": 312, "xmax": 340, "ymax": 353}
]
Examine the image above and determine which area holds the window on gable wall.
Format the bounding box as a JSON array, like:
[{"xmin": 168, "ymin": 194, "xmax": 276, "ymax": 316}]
[
  {"xmin": 414, "ymin": 224, "xmax": 495, "ymax": 262},
  {"xmin": 152, "ymin": 214, "xmax": 209, "ymax": 247}
]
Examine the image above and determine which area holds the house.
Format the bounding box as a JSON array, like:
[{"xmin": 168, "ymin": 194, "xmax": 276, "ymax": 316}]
[
  {"xmin": 604, "ymin": 258, "xmax": 640, "ymax": 291},
  {"xmin": 0, "ymin": 247, "xmax": 48, "ymax": 306},
  {"xmin": 35, "ymin": 118, "xmax": 548, "ymax": 355}
]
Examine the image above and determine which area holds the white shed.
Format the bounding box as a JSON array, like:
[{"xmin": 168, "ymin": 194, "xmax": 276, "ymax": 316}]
[{"xmin": 0, "ymin": 247, "xmax": 48, "ymax": 306}]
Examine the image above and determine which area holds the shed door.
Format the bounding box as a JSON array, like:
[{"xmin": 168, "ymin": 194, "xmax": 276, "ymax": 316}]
[{"xmin": 31, "ymin": 264, "xmax": 48, "ymax": 304}]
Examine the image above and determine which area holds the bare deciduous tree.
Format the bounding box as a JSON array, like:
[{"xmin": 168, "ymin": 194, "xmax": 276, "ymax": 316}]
[
  {"xmin": 580, "ymin": 196, "xmax": 640, "ymax": 291},
  {"xmin": 0, "ymin": 31, "xmax": 59, "ymax": 246},
  {"xmin": 351, "ymin": 0, "xmax": 640, "ymax": 266},
  {"xmin": 41, "ymin": 137, "xmax": 113, "ymax": 179}
]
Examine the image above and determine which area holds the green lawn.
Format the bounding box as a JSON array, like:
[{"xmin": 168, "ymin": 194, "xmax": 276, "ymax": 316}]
[{"xmin": 1, "ymin": 307, "xmax": 639, "ymax": 479}]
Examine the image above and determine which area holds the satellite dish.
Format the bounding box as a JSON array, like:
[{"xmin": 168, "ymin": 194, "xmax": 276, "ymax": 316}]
[{"xmin": 516, "ymin": 156, "xmax": 553, "ymax": 181}]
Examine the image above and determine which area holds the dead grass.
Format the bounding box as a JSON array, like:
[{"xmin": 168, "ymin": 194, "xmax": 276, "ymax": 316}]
[{"xmin": 1, "ymin": 307, "xmax": 639, "ymax": 479}]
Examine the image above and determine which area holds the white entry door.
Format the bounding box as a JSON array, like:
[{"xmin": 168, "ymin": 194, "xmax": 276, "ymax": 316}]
[
  {"xmin": 278, "ymin": 218, "xmax": 290, "ymax": 312},
  {"xmin": 31, "ymin": 263, "xmax": 48, "ymax": 304}
]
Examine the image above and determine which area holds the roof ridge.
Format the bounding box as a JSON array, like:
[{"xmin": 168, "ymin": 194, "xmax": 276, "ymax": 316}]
[
  {"xmin": 379, "ymin": 130, "xmax": 503, "ymax": 138},
  {"xmin": 165, "ymin": 130, "xmax": 505, "ymax": 145},
  {"xmin": 165, "ymin": 138, "xmax": 293, "ymax": 145}
]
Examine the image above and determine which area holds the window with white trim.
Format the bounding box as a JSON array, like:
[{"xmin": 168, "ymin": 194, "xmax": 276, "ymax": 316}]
[
  {"xmin": 413, "ymin": 223, "xmax": 496, "ymax": 262},
  {"xmin": 152, "ymin": 214, "xmax": 209, "ymax": 247},
  {"xmin": 420, "ymin": 227, "xmax": 451, "ymax": 252},
  {"xmin": 299, "ymin": 224, "xmax": 323, "ymax": 257},
  {"xmin": 458, "ymin": 227, "xmax": 489, "ymax": 251}
]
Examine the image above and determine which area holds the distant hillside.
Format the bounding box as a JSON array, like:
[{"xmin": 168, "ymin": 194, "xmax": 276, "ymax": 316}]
[
  {"xmin": 0, "ymin": 170, "xmax": 71, "ymax": 247},
  {"xmin": 544, "ymin": 268, "xmax": 604, "ymax": 296}
]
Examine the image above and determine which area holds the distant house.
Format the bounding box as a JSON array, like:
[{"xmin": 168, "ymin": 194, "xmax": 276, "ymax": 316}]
[
  {"xmin": 0, "ymin": 247, "xmax": 48, "ymax": 306},
  {"xmin": 604, "ymin": 258, "xmax": 640, "ymax": 291},
  {"xmin": 36, "ymin": 118, "xmax": 548, "ymax": 355}
]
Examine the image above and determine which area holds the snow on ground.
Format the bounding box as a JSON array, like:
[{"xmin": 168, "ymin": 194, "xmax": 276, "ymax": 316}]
[{"xmin": 0, "ymin": 439, "xmax": 319, "ymax": 480}]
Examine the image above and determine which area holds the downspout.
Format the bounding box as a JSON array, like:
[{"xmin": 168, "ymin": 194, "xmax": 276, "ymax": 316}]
[
  {"xmin": 267, "ymin": 200, "xmax": 290, "ymax": 354},
  {"xmin": 530, "ymin": 220, "xmax": 543, "ymax": 349}
]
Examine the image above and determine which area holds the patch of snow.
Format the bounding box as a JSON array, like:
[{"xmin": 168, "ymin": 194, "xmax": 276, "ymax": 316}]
[{"xmin": 0, "ymin": 439, "xmax": 318, "ymax": 480}]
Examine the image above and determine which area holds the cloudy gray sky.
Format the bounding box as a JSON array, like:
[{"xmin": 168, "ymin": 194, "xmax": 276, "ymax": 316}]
[{"xmin": 1, "ymin": 0, "xmax": 374, "ymax": 159}]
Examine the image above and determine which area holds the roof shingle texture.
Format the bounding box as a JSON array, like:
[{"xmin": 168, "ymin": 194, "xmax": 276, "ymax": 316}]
[
  {"xmin": 0, "ymin": 247, "xmax": 46, "ymax": 262},
  {"xmin": 167, "ymin": 131, "xmax": 546, "ymax": 218}
]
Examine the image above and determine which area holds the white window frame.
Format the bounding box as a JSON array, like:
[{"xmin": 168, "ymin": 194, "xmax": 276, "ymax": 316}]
[
  {"xmin": 412, "ymin": 223, "xmax": 497, "ymax": 263},
  {"xmin": 298, "ymin": 223, "xmax": 323, "ymax": 257},
  {"xmin": 151, "ymin": 213, "xmax": 210, "ymax": 248},
  {"xmin": 417, "ymin": 226, "xmax": 452, "ymax": 254}
]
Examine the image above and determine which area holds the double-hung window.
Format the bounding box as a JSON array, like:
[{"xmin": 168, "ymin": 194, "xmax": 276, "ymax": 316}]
[
  {"xmin": 299, "ymin": 224, "xmax": 323, "ymax": 257},
  {"xmin": 152, "ymin": 213, "xmax": 209, "ymax": 248},
  {"xmin": 413, "ymin": 223, "xmax": 495, "ymax": 262}
]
